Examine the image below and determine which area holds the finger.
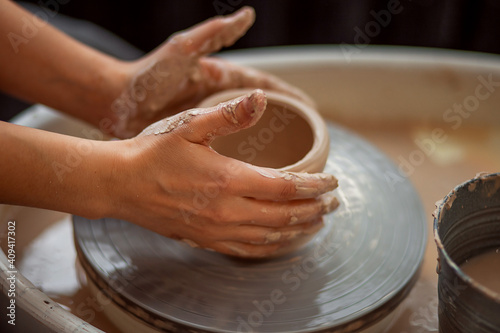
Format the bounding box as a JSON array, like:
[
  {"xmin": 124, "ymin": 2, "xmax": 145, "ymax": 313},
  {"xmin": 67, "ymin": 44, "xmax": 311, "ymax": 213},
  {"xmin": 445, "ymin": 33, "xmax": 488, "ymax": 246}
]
[
  {"xmin": 249, "ymin": 195, "xmax": 338, "ymax": 227},
  {"xmin": 216, "ymin": 194, "xmax": 338, "ymax": 227},
  {"xmin": 216, "ymin": 219, "xmax": 324, "ymax": 245},
  {"xmin": 137, "ymin": 89, "xmax": 266, "ymax": 140},
  {"xmin": 211, "ymin": 220, "xmax": 323, "ymax": 258},
  {"xmin": 199, "ymin": 57, "xmax": 316, "ymax": 108},
  {"xmin": 225, "ymin": 163, "xmax": 338, "ymax": 200},
  {"xmin": 169, "ymin": 7, "xmax": 255, "ymax": 58}
]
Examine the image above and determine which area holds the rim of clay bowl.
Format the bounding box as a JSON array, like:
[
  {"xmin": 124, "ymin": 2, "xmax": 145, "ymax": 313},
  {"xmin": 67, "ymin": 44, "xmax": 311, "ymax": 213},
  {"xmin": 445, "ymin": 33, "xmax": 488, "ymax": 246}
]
[
  {"xmin": 197, "ymin": 88, "xmax": 330, "ymax": 172},
  {"xmin": 433, "ymin": 172, "xmax": 500, "ymax": 302}
]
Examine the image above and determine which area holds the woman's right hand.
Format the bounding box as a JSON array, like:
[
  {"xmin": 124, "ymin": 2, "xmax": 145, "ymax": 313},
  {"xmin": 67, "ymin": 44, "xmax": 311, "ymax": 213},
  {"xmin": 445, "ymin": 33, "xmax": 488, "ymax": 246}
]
[{"xmin": 107, "ymin": 89, "xmax": 338, "ymax": 258}]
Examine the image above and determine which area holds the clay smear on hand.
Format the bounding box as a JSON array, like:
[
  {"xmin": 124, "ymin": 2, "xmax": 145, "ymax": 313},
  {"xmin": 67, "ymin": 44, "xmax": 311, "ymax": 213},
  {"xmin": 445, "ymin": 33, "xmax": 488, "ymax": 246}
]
[
  {"xmin": 220, "ymin": 95, "xmax": 248, "ymax": 125},
  {"xmin": 320, "ymin": 193, "xmax": 340, "ymax": 214},
  {"xmin": 263, "ymin": 230, "xmax": 302, "ymax": 244},
  {"xmin": 246, "ymin": 165, "xmax": 338, "ymax": 197},
  {"xmin": 218, "ymin": 89, "xmax": 264, "ymax": 125},
  {"xmin": 138, "ymin": 109, "xmax": 201, "ymax": 136},
  {"xmin": 282, "ymin": 171, "xmax": 338, "ymax": 197},
  {"xmin": 282, "ymin": 171, "xmax": 340, "ymax": 224}
]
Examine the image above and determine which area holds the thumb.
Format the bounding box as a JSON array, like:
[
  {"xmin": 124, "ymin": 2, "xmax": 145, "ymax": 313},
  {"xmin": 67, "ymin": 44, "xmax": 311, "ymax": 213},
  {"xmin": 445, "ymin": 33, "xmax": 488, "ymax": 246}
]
[
  {"xmin": 184, "ymin": 89, "xmax": 267, "ymax": 145},
  {"xmin": 139, "ymin": 90, "xmax": 267, "ymax": 145}
]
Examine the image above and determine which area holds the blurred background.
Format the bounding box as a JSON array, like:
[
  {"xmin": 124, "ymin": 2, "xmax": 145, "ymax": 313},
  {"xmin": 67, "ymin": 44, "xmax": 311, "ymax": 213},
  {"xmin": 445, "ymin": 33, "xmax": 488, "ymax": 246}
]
[{"xmin": 2, "ymin": 0, "xmax": 500, "ymax": 121}]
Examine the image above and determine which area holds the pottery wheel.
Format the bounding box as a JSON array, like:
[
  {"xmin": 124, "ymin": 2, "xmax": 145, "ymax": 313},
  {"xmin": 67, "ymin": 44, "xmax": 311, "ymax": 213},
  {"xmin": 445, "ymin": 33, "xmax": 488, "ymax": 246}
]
[{"xmin": 73, "ymin": 122, "xmax": 427, "ymax": 333}]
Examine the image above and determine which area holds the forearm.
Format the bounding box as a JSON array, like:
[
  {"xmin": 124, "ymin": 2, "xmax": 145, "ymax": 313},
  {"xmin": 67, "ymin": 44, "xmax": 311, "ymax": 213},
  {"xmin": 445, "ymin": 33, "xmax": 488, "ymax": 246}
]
[
  {"xmin": 0, "ymin": 0, "xmax": 128, "ymax": 130},
  {"xmin": 0, "ymin": 121, "xmax": 119, "ymax": 218}
]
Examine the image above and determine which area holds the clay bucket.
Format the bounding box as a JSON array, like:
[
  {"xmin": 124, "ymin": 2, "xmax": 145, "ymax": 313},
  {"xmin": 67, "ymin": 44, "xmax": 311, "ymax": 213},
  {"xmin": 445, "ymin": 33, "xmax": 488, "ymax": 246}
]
[{"xmin": 434, "ymin": 172, "xmax": 500, "ymax": 333}]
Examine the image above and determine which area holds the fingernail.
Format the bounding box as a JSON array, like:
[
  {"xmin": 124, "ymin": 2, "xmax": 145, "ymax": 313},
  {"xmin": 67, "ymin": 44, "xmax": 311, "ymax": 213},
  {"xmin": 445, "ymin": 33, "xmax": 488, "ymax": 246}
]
[
  {"xmin": 219, "ymin": 95, "xmax": 245, "ymax": 124},
  {"xmin": 220, "ymin": 90, "xmax": 266, "ymax": 126},
  {"xmin": 247, "ymin": 89, "xmax": 266, "ymax": 118}
]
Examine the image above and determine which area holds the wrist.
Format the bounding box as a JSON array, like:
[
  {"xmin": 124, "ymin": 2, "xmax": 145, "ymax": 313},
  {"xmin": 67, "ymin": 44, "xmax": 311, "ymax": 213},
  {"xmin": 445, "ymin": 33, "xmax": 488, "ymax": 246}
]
[
  {"xmin": 0, "ymin": 123, "xmax": 126, "ymax": 219},
  {"xmin": 87, "ymin": 58, "xmax": 133, "ymax": 135},
  {"xmin": 85, "ymin": 138, "xmax": 129, "ymax": 219}
]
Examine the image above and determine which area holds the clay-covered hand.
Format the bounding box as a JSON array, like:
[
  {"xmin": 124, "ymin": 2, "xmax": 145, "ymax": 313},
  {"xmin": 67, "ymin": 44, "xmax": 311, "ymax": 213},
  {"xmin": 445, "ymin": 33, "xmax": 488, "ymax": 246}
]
[
  {"xmin": 110, "ymin": 90, "xmax": 338, "ymax": 258},
  {"xmin": 112, "ymin": 7, "xmax": 314, "ymax": 139}
]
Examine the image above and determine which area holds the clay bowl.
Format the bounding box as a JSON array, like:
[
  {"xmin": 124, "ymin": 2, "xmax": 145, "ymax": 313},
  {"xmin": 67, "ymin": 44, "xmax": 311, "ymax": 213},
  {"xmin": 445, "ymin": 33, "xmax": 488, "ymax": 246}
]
[
  {"xmin": 197, "ymin": 89, "xmax": 330, "ymax": 173},
  {"xmin": 197, "ymin": 89, "xmax": 331, "ymax": 257}
]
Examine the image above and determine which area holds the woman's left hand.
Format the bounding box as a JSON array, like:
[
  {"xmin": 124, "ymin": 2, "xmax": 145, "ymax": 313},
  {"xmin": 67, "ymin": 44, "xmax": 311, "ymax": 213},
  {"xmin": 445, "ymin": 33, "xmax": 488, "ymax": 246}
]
[{"xmin": 110, "ymin": 7, "xmax": 314, "ymax": 138}]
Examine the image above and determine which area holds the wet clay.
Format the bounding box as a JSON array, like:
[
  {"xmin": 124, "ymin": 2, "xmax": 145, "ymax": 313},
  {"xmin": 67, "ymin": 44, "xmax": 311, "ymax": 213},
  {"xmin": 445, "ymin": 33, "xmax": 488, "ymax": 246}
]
[
  {"xmin": 244, "ymin": 164, "xmax": 338, "ymax": 198},
  {"xmin": 210, "ymin": 101, "xmax": 314, "ymax": 168},
  {"xmin": 461, "ymin": 248, "xmax": 500, "ymax": 294},
  {"xmin": 289, "ymin": 172, "xmax": 337, "ymax": 197},
  {"xmin": 139, "ymin": 109, "xmax": 199, "ymax": 136}
]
